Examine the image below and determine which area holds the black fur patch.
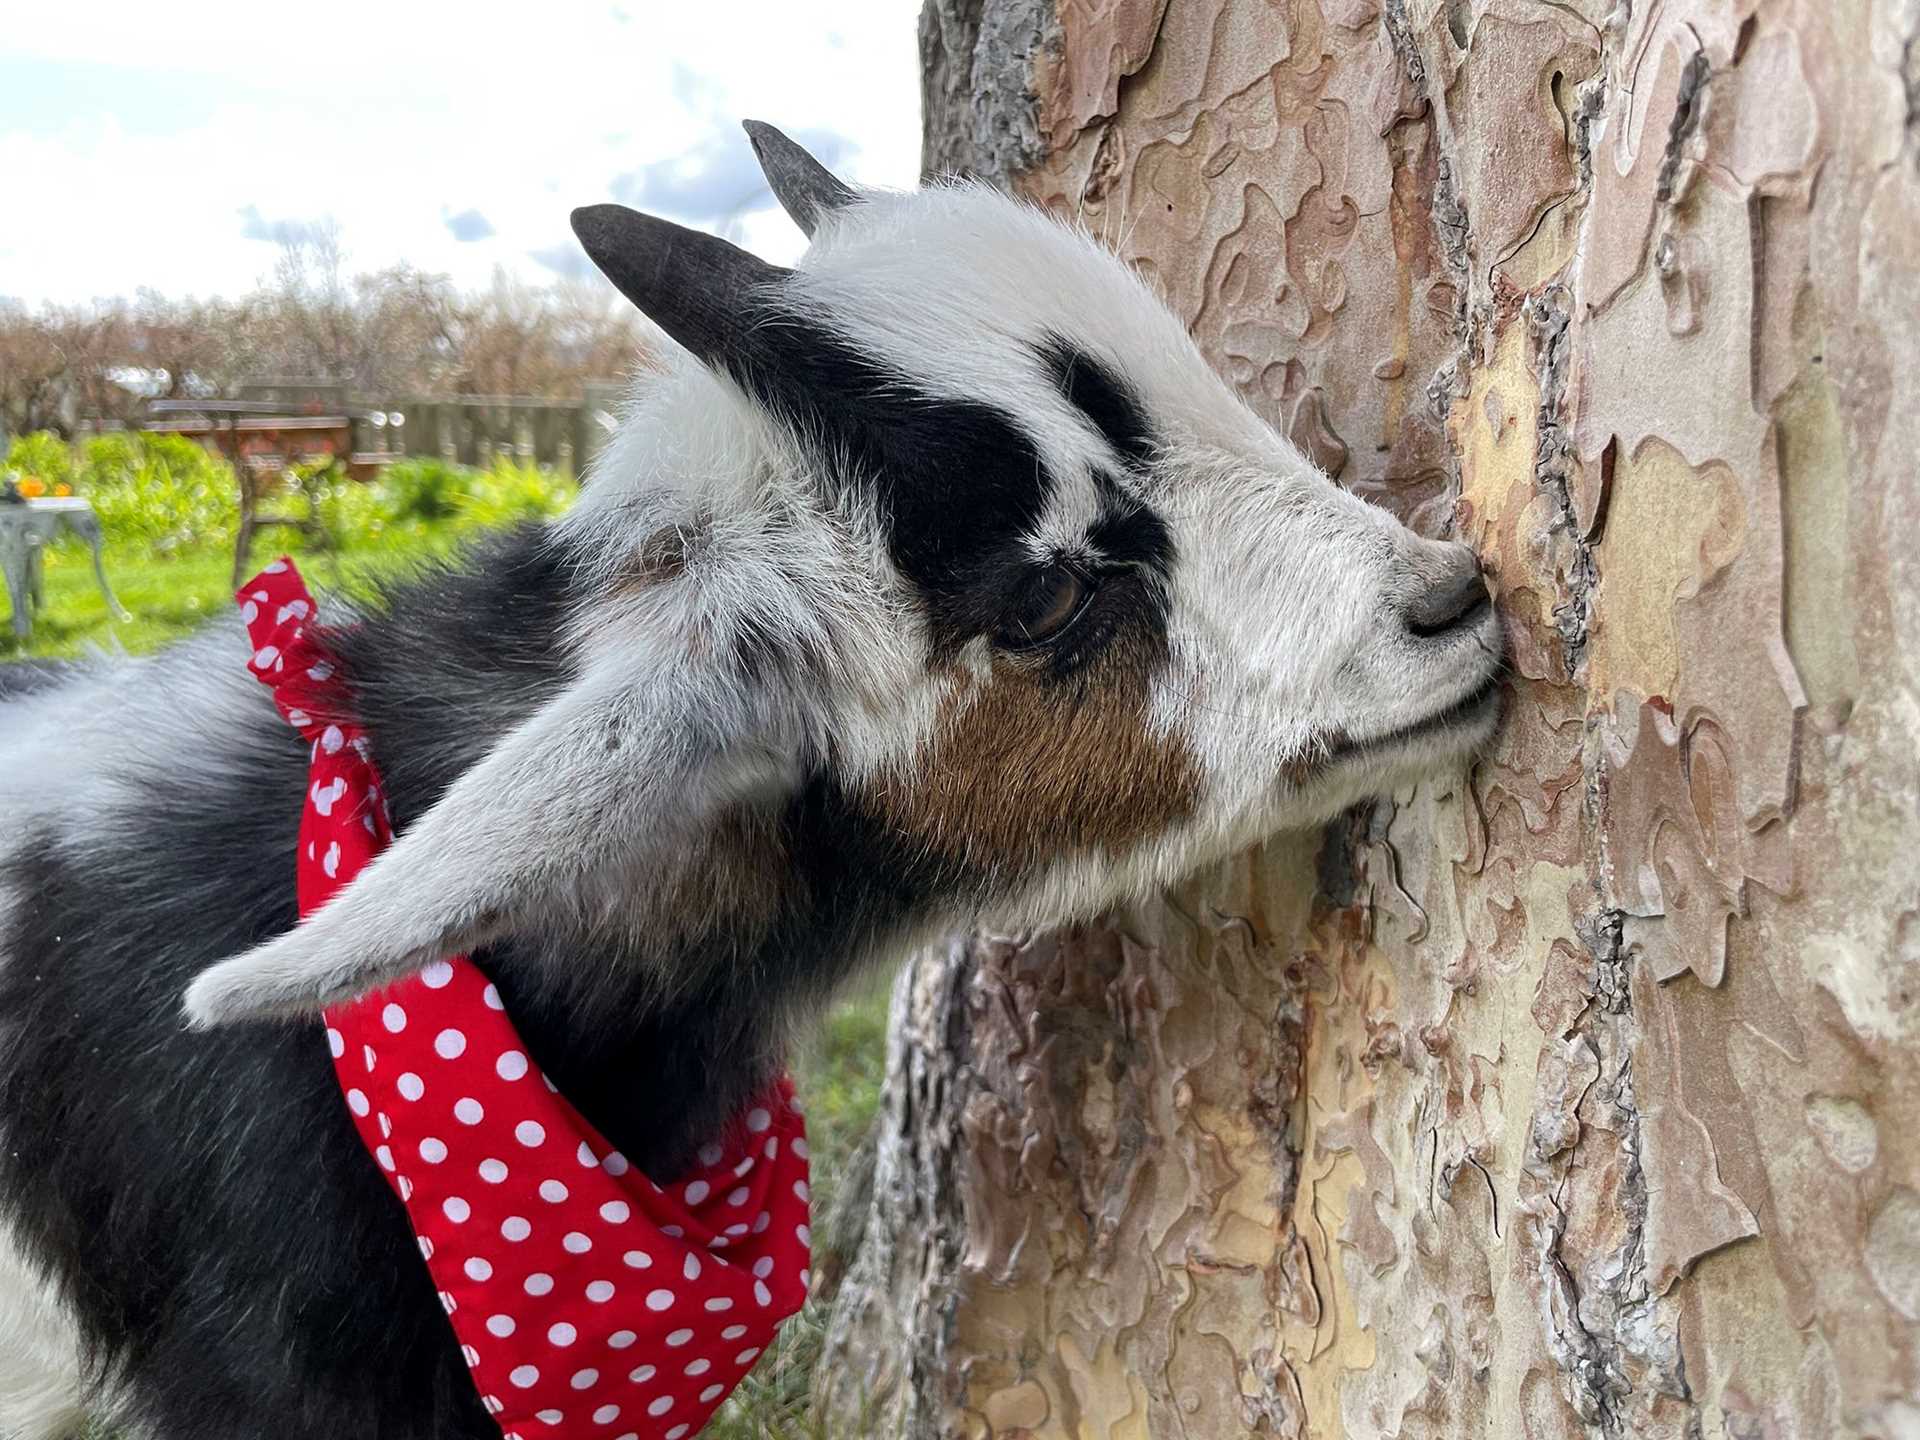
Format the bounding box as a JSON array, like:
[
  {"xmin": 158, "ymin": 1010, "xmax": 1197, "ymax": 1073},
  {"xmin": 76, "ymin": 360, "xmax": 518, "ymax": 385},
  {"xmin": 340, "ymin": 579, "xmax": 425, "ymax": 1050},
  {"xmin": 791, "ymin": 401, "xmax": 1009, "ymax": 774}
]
[
  {"xmin": 0, "ymin": 525, "xmax": 935, "ymax": 1437},
  {"xmin": 718, "ymin": 309, "xmax": 1058, "ymax": 653},
  {"xmin": 1038, "ymin": 335, "xmax": 1156, "ymax": 471}
]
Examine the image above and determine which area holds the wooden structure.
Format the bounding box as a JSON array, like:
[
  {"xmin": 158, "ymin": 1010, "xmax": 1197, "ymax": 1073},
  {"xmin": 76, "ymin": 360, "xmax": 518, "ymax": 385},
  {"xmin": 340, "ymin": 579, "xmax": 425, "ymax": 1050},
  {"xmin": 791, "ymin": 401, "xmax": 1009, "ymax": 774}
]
[{"xmin": 0, "ymin": 496, "xmax": 128, "ymax": 643}]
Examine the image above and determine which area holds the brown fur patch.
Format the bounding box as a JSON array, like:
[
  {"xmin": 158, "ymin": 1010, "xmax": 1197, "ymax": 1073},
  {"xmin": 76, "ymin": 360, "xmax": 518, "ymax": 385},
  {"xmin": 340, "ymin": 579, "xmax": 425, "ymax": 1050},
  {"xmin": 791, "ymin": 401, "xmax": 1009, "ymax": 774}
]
[
  {"xmin": 862, "ymin": 632, "xmax": 1201, "ymax": 871},
  {"xmin": 616, "ymin": 514, "xmax": 709, "ymax": 593}
]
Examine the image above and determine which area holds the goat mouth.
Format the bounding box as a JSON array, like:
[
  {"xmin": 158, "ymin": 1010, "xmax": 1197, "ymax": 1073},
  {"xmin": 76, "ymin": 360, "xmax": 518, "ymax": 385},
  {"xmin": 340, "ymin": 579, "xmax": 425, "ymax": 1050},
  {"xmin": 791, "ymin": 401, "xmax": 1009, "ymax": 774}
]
[{"xmin": 1321, "ymin": 672, "xmax": 1504, "ymax": 766}]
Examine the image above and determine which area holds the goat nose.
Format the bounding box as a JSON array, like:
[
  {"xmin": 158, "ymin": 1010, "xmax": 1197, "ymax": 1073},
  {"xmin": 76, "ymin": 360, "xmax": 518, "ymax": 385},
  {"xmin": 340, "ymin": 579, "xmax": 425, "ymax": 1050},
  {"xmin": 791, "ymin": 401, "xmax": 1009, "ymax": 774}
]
[{"xmin": 1407, "ymin": 554, "xmax": 1490, "ymax": 638}]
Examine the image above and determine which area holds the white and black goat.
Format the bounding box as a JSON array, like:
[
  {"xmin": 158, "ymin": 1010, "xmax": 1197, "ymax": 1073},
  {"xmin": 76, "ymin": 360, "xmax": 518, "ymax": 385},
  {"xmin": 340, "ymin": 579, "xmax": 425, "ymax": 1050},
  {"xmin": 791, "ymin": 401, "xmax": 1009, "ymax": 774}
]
[{"xmin": 0, "ymin": 126, "xmax": 1501, "ymax": 1438}]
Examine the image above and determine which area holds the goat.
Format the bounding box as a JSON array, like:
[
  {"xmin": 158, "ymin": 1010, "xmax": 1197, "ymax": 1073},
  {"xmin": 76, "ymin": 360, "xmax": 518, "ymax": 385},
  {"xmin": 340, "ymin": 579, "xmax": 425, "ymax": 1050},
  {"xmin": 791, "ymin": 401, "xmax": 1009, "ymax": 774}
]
[{"xmin": 0, "ymin": 126, "xmax": 1502, "ymax": 1439}]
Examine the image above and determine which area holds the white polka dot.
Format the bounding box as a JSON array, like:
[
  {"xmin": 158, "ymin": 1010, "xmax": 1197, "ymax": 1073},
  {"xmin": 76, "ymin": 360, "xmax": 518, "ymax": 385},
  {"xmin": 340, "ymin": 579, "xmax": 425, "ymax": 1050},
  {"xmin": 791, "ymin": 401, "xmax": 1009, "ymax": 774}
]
[
  {"xmin": 461, "ymin": 1344, "xmax": 480, "ymax": 1369},
  {"xmin": 753, "ymin": 1257, "xmax": 774, "ymax": 1279},
  {"xmin": 569, "ymin": 1368, "xmax": 599, "ymax": 1391},
  {"xmin": 683, "ymin": 1253, "xmax": 702, "ymax": 1281},
  {"xmin": 442, "ymin": 1197, "xmax": 471, "ymax": 1223},
  {"xmin": 361, "ymin": 1044, "xmax": 376, "ymax": 1072},
  {"xmin": 482, "ymin": 983, "xmax": 504, "ymax": 1009},
  {"xmin": 479, "ymin": 1158, "xmax": 509, "ymax": 1184},
  {"xmin": 684, "ymin": 1180, "xmax": 710, "ymax": 1205},
  {"xmin": 547, "ymin": 1322, "xmax": 576, "ymax": 1347},
  {"xmin": 514, "ymin": 1119, "xmax": 547, "ymax": 1149},
  {"xmin": 345, "ymin": 1088, "xmax": 370, "ymax": 1118},
  {"xmin": 608, "ymin": 1330, "xmax": 637, "ymax": 1349},
  {"xmin": 704, "ymin": 1297, "xmax": 733, "ymax": 1313},
  {"xmin": 418, "ymin": 1138, "xmax": 448, "ymax": 1164},
  {"xmin": 496, "ymin": 1050, "xmax": 529, "ymax": 1081},
  {"xmin": 796, "ymin": 1223, "xmax": 811, "ymax": 1245},
  {"xmin": 593, "ymin": 1405, "xmax": 621, "ymax": 1425},
  {"xmin": 377, "ymin": 1113, "xmax": 392, "ymax": 1138},
  {"xmin": 794, "ymin": 1180, "xmax": 810, "ymax": 1202},
  {"xmin": 601, "ymin": 1152, "xmax": 630, "ymax": 1177},
  {"xmin": 723, "ymin": 1225, "xmax": 748, "ymax": 1239},
  {"xmin": 381, "ymin": 1003, "xmax": 407, "ymax": 1033},
  {"xmin": 576, "ymin": 1142, "xmax": 599, "ymax": 1169},
  {"xmin": 455, "ymin": 1097, "xmax": 484, "ymax": 1125},
  {"xmin": 754, "ymin": 1281, "xmax": 772, "ymax": 1307},
  {"xmin": 764, "ymin": 1138, "xmax": 779, "ymax": 1160},
  {"xmin": 599, "ymin": 1201, "xmax": 630, "ymax": 1224},
  {"xmin": 509, "ymin": 1365, "xmax": 539, "ymax": 1389},
  {"xmin": 665, "ymin": 1327, "xmax": 693, "ymax": 1347},
  {"xmin": 585, "ymin": 1280, "xmax": 615, "ymax": 1303},
  {"xmin": 434, "ymin": 1028, "xmax": 467, "ymax": 1060},
  {"xmin": 535, "ymin": 1411, "xmax": 563, "ymax": 1426},
  {"xmin": 646, "ymin": 1290, "xmax": 676, "ymax": 1312},
  {"xmin": 647, "ymin": 1397, "xmax": 674, "ymax": 1418},
  {"xmin": 684, "ymin": 1358, "xmax": 711, "ymax": 1377},
  {"xmin": 623, "ymin": 1250, "xmax": 652, "ymax": 1269},
  {"xmin": 397, "ymin": 1072, "xmax": 425, "ymax": 1102},
  {"xmin": 501, "ymin": 1216, "xmax": 532, "ymax": 1242},
  {"xmin": 562, "ymin": 1231, "xmax": 591, "ymax": 1253},
  {"xmin": 397, "ymin": 1177, "xmax": 414, "ymax": 1201},
  {"xmin": 421, "ymin": 961, "xmax": 454, "ymax": 989},
  {"xmin": 541, "ymin": 1180, "xmax": 571, "ymax": 1204},
  {"xmin": 726, "ymin": 1186, "xmax": 750, "ymax": 1207},
  {"xmin": 699, "ymin": 1384, "xmax": 724, "ymax": 1404},
  {"xmin": 417, "ymin": 1236, "xmax": 435, "ymax": 1260},
  {"xmin": 524, "ymin": 1272, "xmax": 554, "ymax": 1296},
  {"xmin": 736, "ymin": 1348, "xmax": 761, "ymax": 1366},
  {"xmin": 665, "ymin": 1427, "xmax": 689, "ymax": 1440},
  {"xmin": 465, "ymin": 1257, "xmax": 494, "ymax": 1282},
  {"xmin": 721, "ymin": 1325, "xmax": 747, "ymax": 1340},
  {"xmin": 375, "ymin": 1146, "xmax": 395, "ymax": 1172},
  {"xmin": 752, "ymin": 1212, "xmax": 770, "ymax": 1234},
  {"xmin": 745, "ymin": 1107, "xmax": 771, "ymax": 1133},
  {"xmin": 486, "ymin": 1313, "xmax": 514, "ymax": 1337},
  {"xmin": 698, "ymin": 1142, "xmax": 725, "ymax": 1167},
  {"xmin": 628, "ymin": 1364, "xmax": 656, "ymax": 1383},
  {"xmin": 793, "ymin": 1137, "xmax": 810, "ymax": 1160}
]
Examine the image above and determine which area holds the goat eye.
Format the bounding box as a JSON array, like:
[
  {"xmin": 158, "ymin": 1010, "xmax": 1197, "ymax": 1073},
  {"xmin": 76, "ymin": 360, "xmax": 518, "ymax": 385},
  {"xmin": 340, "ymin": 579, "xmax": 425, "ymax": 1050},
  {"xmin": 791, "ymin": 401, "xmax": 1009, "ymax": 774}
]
[{"xmin": 999, "ymin": 563, "xmax": 1092, "ymax": 648}]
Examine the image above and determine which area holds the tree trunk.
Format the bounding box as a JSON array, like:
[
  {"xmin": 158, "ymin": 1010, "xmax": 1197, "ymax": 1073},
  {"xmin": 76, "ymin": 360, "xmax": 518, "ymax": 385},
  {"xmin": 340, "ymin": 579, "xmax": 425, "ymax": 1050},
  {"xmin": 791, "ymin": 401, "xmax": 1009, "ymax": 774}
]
[{"xmin": 820, "ymin": 1, "xmax": 1920, "ymax": 1436}]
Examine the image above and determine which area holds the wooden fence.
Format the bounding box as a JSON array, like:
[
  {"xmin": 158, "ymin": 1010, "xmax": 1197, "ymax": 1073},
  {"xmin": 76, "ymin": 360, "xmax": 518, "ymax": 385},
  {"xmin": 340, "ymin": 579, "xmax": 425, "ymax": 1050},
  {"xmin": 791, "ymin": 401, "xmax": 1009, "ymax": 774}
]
[{"xmin": 230, "ymin": 380, "xmax": 627, "ymax": 473}]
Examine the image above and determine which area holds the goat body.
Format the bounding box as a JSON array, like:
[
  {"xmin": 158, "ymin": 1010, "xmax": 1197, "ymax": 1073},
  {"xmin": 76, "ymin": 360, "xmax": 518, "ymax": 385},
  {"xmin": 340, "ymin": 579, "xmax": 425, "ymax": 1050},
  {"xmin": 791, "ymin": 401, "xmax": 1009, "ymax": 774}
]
[{"xmin": 0, "ymin": 129, "xmax": 1503, "ymax": 1438}]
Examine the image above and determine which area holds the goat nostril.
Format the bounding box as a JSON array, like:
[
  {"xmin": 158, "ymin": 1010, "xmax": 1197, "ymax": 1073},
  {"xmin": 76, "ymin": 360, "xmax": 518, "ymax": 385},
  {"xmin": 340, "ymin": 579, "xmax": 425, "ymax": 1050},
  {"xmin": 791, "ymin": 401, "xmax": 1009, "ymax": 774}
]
[{"xmin": 1408, "ymin": 566, "xmax": 1491, "ymax": 638}]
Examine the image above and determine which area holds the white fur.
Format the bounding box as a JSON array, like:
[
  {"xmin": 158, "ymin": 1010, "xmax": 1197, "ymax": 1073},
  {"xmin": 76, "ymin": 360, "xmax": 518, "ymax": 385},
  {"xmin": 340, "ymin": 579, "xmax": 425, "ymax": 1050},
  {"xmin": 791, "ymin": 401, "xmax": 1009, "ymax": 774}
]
[{"xmin": 0, "ymin": 1225, "xmax": 87, "ymax": 1440}]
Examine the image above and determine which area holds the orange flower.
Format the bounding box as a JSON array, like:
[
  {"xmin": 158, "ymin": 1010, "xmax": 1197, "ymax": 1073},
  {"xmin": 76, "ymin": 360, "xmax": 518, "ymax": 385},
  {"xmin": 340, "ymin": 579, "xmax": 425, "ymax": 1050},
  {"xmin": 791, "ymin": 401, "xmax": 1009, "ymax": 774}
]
[
  {"xmin": 52, "ymin": 482, "xmax": 72, "ymax": 497},
  {"xmin": 17, "ymin": 476, "xmax": 45, "ymax": 498}
]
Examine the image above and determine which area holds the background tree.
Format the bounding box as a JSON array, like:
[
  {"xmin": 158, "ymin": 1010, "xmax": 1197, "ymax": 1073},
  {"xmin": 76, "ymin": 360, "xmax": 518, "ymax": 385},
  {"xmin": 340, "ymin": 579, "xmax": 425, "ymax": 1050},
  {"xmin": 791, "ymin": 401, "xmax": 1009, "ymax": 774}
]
[{"xmin": 821, "ymin": 2, "xmax": 1920, "ymax": 1436}]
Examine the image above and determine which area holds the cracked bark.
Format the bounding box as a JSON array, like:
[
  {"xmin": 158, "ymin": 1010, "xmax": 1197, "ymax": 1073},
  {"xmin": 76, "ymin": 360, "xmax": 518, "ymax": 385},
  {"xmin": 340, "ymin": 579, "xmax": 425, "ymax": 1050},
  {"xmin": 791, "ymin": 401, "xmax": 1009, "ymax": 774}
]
[{"xmin": 821, "ymin": 1, "xmax": 1920, "ymax": 1435}]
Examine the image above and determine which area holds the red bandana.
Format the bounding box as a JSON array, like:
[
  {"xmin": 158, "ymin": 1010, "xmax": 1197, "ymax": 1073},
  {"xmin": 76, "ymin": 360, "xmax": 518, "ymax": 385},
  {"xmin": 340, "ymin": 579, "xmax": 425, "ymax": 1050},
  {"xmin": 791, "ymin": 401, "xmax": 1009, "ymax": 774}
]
[{"xmin": 237, "ymin": 560, "xmax": 812, "ymax": 1440}]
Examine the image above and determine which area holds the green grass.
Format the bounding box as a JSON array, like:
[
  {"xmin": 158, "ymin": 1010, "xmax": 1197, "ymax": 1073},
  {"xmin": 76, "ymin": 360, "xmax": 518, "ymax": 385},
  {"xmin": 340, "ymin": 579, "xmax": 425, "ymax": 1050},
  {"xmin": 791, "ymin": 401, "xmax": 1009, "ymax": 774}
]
[{"xmin": 4, "ymin": 436, "xmax": 893, "ymax": 1438}]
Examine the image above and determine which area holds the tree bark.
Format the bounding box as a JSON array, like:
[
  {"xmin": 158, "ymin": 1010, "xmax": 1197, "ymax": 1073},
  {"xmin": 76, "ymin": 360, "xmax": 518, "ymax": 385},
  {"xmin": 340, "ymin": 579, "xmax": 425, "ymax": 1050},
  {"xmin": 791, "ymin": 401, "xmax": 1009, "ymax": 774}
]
[{"xmin": 821, "ymin": 2, "xmax": 1920, "ymax": 1435}]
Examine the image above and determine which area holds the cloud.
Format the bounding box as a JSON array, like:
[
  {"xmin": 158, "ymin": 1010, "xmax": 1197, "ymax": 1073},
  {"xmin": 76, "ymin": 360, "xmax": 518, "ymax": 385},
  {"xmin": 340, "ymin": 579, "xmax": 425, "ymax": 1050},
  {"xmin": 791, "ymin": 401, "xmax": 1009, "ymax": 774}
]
[
  {"xmin": 608, "ymin": 124, "xmax": 855, "ymax": 232},
  {"xmin": 443, "ymin": 207, "xmax": 495, "ymax": 243},
  {"xmin": 527, "ymin": 243, "xmax": 597, "ymax": 281},
  {"xmin": 236, "ymin": 203, "xmax": 330, "ymax": 247}
]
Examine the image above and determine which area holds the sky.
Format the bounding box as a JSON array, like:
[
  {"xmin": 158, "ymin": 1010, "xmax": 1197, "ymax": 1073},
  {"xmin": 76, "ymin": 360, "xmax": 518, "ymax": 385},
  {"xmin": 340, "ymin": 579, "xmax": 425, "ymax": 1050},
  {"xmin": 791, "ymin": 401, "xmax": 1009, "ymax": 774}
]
[{"xmin": 0, "ymin": 0, "xmax": 925, "ymax": 306}]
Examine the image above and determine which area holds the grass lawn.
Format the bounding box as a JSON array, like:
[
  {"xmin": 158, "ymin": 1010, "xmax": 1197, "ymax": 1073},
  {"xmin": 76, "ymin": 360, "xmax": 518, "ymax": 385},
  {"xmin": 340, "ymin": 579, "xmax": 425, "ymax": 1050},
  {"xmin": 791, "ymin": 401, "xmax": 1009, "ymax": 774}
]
[{"xmin": 4, "ymin": 485, "xmax": 892, "ymax": 1439}]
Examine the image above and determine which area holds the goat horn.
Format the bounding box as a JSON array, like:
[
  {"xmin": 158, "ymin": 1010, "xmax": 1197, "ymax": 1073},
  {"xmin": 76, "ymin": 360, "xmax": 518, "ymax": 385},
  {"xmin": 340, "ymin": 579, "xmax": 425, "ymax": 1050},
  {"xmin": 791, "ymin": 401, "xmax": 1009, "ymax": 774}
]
[
  {"xmin": 570, "ymin": 204, "xmax": 788, "ymax": 371},
  {"xmin": 742, "ymin": 120, "xmax": 860, "ymax": 238}
]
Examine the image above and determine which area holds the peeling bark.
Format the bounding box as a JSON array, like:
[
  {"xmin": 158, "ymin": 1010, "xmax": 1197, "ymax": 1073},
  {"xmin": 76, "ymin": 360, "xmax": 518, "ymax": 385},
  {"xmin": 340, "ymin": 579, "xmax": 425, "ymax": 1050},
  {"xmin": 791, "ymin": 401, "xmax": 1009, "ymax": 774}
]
[{"xmin": 823, "ymin": 2, "xmax": 1920, "ymax": 1435}]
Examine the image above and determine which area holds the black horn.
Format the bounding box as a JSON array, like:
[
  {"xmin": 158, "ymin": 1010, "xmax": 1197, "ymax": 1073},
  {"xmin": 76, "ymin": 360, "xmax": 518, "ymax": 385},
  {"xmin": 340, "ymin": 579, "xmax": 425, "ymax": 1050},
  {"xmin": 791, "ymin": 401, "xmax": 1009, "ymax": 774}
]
[
  {"xmin": 569, "ymin": 203, "xmax": 788, "ymax": 369},
  {"xmin": 743, "ymin": 120, "xmax": 860, "ymax": 237}
]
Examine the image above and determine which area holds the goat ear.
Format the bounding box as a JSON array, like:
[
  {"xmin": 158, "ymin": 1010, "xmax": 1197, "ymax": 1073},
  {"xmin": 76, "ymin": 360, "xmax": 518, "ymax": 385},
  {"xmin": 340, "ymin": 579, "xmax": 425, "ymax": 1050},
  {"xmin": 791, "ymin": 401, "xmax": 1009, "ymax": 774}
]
[
  {"xmin": 570, "ymin": 203, "xmax": 790, "ymax": 370},
  {"xmin": 742, "ymin": 120, "xmax": 860, "ymax": 237},
  {"xmin": 182, "ymin": 672, "xmax": 797, "ymax": 1027}
]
